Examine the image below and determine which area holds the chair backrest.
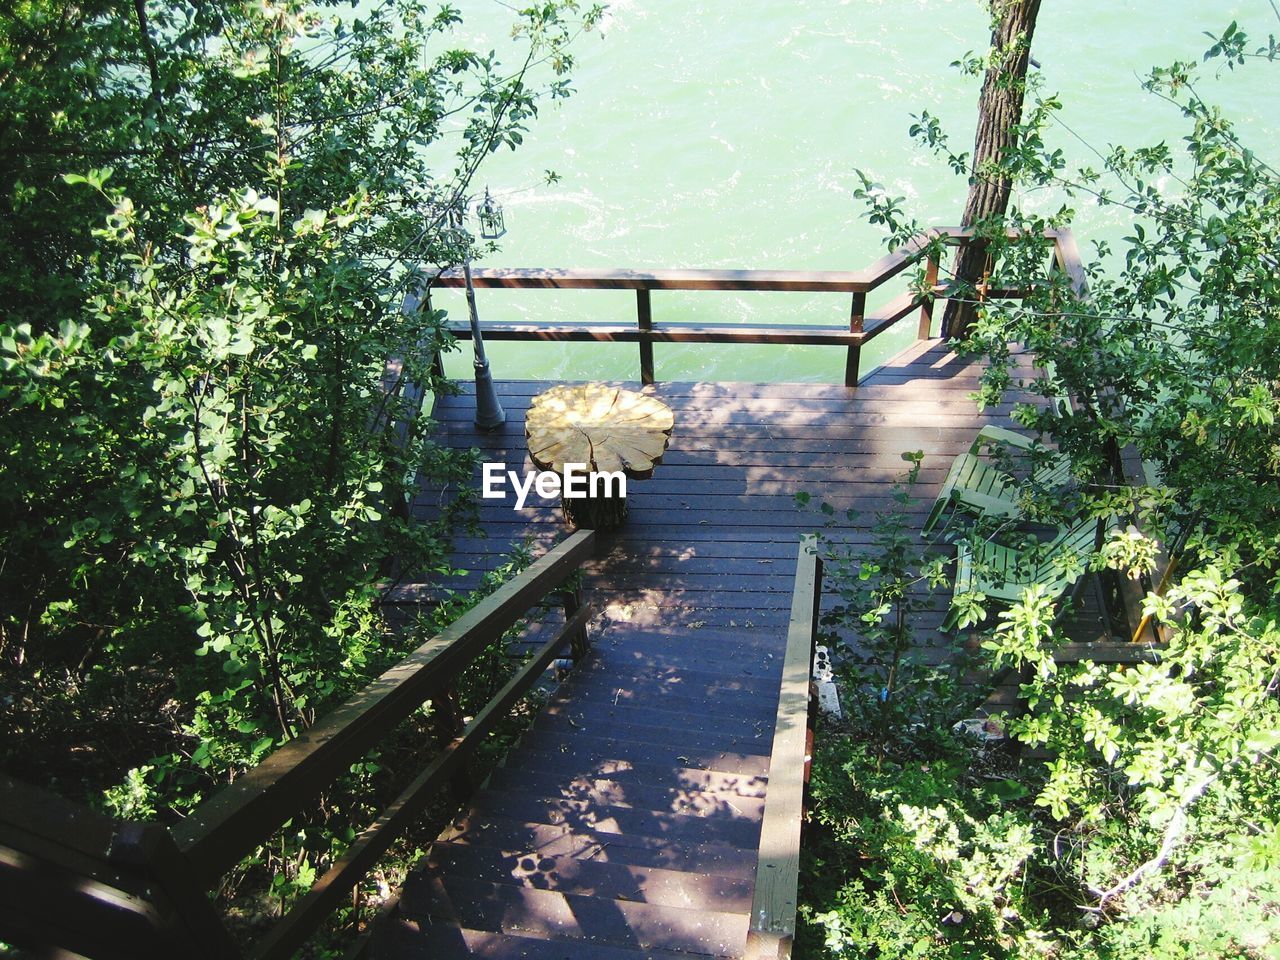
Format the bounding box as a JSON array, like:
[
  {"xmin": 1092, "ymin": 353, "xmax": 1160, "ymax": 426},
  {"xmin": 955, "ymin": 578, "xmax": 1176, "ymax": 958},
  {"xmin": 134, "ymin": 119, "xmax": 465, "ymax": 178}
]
[
  {"xmin": 1030, "ymin": 451, "xmax": 1072, "ymax": 489},
  {"xmin": 1034, "ymin": 515, "xmax": 1105, "ymax": 581}
]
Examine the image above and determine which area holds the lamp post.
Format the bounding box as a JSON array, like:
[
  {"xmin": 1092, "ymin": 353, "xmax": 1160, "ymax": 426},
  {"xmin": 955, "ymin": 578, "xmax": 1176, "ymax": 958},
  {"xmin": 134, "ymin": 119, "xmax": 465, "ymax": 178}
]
[{"xmin": 451, "ymin": 189, "xmax": 506, "ymax": 430}]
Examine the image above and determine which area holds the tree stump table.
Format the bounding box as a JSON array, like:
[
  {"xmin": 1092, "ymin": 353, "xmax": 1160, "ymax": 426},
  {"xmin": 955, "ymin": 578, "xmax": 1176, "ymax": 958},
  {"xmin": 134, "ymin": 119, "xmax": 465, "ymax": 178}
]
[{"xmin": 525, "ymin": 383, "xmax": 674, "ymax": 530}]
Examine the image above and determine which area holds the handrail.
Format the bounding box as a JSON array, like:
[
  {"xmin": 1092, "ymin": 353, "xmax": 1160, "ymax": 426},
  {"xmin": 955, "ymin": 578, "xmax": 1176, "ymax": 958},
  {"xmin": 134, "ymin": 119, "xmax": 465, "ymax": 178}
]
[
  {"xmin": 438, "ymin": 265, "xmax": 880, "ymax": 293},
  {"xmin": 0, "ymin": 775, "xmax": 242, "ymax": 959},
  {"xmin": 746, "ymin": 536, "xmax": 823, "ymax": 960},
  {"xmin": 173, "ymin": 529, "xmax": 593, "ymax": 883},
  {"xmin": 0, "ymin": 529, "xmax": 597, "ymax": 960},
  {"xmin": 434, "ymin": 226, "xmax": 1039, "ymax": 293},
  {"xmin": 430, "ymin": 226, "xmax": 1075, "ymax": 387}
]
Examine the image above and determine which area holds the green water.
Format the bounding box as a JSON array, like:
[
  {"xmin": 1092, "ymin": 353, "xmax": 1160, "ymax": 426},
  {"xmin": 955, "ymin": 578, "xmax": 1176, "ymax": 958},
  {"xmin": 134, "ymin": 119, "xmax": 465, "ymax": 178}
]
[{"xmin": 434, "ymin": 1, "xmax": 1279, "ymax": 384}]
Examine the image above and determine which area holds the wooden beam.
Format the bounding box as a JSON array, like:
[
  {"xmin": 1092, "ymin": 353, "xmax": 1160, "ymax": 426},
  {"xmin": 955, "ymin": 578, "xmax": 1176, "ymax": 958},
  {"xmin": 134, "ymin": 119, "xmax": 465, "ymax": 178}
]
[
  {"xmin": 0, "ymin": 774, "xmax": 120, "ymax": 863},
  {"xmin": 109, "ymin": 824, "xmax": 243, "ymax": 959},
  {"xmin": 431, "ymin": 227, "xmax": 1066, "ymax": 386},
  {"xmin": 250, "ymin": 604, "xmax": 593, "ymax": 960},
  {"xmin": 447, "ymin": 320, "xmax": 862, "ymax": 347},
  {"xmin": 860, "ymin": 291, "xmax": 923, "ymax": 345},
  {"xmin": 1050, "ymin": 228, "xmax": 1089, "ymax": 297},
  {"xmin": 918, "ymin": 253, "xmax": 940, "ymax": 339},
  {"xmin": 0, "ymin": 777, "xmax": 238, "ymax": 959},
  {"xmin": 746, "ymin": 537, "xmax": 822, "ymax": 960},
  {"xmin": 435, "ymin": 266, "xmax": 875, "ymax": 293},
  {"xmin": 636, "ymin": 289, "xmax": 654, "ymax": 384},
  {"xmin": 852, "ymin": 231, "xmax": 935, "ymax": 291},
  {"xmin": 845, "ymin": 292, "xmax": 866, "ymax": 388},
  {"xmin": 0, "ymin": 848, "xmax": 165, "ymax": 960},
  {"xmin": 430, "ymin": 227, "xmax": 1059, "ymax": 297}
]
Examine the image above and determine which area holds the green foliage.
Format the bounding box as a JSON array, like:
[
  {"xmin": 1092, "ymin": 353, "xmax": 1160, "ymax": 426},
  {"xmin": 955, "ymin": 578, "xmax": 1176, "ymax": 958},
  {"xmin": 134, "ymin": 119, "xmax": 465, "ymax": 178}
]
[
  {"xmin": 801, "ymin": 558, "xmax": 1280, "ymax": 960},
  {"xmin": 858, "ymin": 23, "xmax": 1280, "ymax": 592},
  {"xmin": 989, "ymin": 564, "xmax": 1280, "ymax": 861},
  {"xmin": 801, "ymin": 454, "xmax": 963, "ymax": 753},
  {"xmin": 798, "ymin": 460, "xmax": 1040, "ymax": 959},
  {"xmin": 811, "ymin": 24, "xmax": 1280, "ymax": 960},
  {"xmin": 802, "ymin": 736, "xmax": 1043, "ymax": 960},
  {"xmin": 0, "ymin": 0, "xmax": 597, "ymax": 944}
]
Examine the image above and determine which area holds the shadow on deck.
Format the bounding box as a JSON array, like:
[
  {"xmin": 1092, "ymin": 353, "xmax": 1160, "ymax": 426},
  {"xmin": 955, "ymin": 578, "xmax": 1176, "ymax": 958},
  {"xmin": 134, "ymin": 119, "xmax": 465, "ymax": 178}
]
[{"xmin": 374, "ymin": 339, "xmax": 1116, "ymax": 959}]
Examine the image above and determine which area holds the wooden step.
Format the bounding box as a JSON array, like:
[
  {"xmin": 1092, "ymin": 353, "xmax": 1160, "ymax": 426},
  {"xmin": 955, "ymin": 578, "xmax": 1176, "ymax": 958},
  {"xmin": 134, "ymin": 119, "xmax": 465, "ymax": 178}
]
[
  {"xmin": 483, "ymin": 768, "xmax": 766, "ymax": 813},
  {"xmin": 508, "ymin": 730, "xmax": 771, "ymax": 777},
  {"xmin": 545, "ymin": 684, "xmax": 778, "ymax": 723},
  {"xmin": 518, "ymin": 719, "xmax": 774, "ymax": 760},
  {"xmin": 494, "ymin": 757, "xmax": 762, "ymax": 798},
  {"xmin": 589, "ymin": 604, "xmax": 793, "ymax": 631},
  {"xmin": 575, "ymin": 649, "xmax": 784, "ymax": 686},
  {"xmin": 398, "ymin": 873, "xmax": 748, "ymax": 957},
  {"xmin": 474, "ymin": 773, "xmax": 768, "ymax": 825},
  {"xmin": 597, "ymin": 624, "xmax": 794, "ymax": 646},
  {"xmin": 424, "ymin": 841, "xmax": 754, "ymax": 912},
  {"xmin": 504, "ymin": 747, "xmax": 768, "ymax": 793},
  {"xmin": 583, "ymin": 639, "xmax": 784, "ymax": 676},
  {"xmin": 527, "ymin": 695, "xmax": 776, "ymax": 737},
  {"xmin": 554, "ymin": 662, "xmax": 780, "ymax": 700},
  {"xmin": 462, "ymin": 789, "xmax": 764, "ymax": 848},
  {"xmin": 531, "ymin": 710, "xmax": 775, "ymax": 755},
  {"xmin": 373, "ymin": 917, "xmax": 720, "ymax": 959},
  {"xmin": 438, "ymin": 814, "xmax": 759, "ymax": 880}
]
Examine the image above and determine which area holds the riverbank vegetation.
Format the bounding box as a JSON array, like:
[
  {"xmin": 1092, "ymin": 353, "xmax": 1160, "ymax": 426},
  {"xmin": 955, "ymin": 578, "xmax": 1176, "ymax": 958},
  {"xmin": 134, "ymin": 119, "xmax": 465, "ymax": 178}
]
[
  {"xmin": 0, "ymin": 0, "xmax": 597, "ymax": 946},
  {"xmin": 800, "ymin": 21, "xmax": 1280, "ymax": 960}
]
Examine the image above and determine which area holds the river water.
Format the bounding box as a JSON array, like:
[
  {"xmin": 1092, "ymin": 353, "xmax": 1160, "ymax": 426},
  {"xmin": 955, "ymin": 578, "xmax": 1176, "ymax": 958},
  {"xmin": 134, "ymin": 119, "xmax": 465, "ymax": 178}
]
[{"xmin": 434, "ymin": 1, "xmax": 1279, "ymax": 384}]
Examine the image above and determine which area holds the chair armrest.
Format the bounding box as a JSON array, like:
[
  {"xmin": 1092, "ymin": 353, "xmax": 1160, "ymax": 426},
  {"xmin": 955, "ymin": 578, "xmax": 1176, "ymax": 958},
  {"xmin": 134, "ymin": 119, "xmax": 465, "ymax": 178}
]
[
  {"xmin": 952, "ymin": 488, "xmax": 1022, "ymax": 516},
  {"xmin": 970, "ymin": 424, "xmax": 1037, "ymax": 454}
]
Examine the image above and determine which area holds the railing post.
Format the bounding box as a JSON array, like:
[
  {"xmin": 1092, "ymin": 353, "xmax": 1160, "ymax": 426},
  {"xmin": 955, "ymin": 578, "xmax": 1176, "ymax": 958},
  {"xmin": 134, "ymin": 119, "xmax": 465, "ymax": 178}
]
[
  {"xmin": 636, "ymin": 289, "xmax": 655, "ymax": 385},
  {"xmin": 430, "ymin": 684, "xmax": 472, "ymax": 800},
  {"xmin": 917, "ymin": 253, "xmax": 940, "ymax": 339},
  {"xmin": 562, "ymin": 585, "xmax": 591, "ymax": 661},
  {"xmin": 844, "ymin": 292, "xmax": 865, "ymax": 388},
  {"xmin": 804, "ymin": 549, "xmax": 823, "ymax": 817},
  {"xmin": 1050, "ymin": 228, "xmax": 1089, "ymax": 298},
  {"xmin": 108, "ymin": 823, "xmax": 243, "ymax": 959}
]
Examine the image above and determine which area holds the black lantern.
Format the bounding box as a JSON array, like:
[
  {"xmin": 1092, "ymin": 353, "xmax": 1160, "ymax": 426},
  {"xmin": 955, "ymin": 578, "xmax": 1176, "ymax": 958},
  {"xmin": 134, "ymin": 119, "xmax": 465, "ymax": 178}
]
[{"xmin": 476, "ymin": 188, "xmax": 506, "ymax": 240}]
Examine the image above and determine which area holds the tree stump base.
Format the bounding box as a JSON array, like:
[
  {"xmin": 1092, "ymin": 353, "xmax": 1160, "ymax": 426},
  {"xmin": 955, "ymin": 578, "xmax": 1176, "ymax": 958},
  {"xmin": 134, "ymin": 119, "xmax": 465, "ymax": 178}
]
[{"xmin": 562, "ymin": 491, "xmax": 628, "ymax": 531}]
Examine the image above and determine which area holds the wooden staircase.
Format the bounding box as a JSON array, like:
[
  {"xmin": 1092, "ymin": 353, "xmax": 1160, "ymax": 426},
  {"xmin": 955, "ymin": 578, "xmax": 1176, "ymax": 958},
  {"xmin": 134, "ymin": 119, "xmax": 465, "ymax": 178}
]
[{"xmin": 370, "ymin": 616, "xmax": 793, "ymax": 959}]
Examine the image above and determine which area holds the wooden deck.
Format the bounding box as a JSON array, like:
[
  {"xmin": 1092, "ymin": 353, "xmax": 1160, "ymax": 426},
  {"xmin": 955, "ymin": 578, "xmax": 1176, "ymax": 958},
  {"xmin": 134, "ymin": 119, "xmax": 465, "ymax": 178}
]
[{"xmin": 371, "ymin": 339, "xmax": 1113, "ymax": 958}]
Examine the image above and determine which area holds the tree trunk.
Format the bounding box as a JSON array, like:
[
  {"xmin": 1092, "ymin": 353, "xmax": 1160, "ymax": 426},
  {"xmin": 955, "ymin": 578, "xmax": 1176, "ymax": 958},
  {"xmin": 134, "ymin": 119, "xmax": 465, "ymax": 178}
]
[{"xmin": 943, "ymin": 0, "xmax": 1043, "ymax": 339}]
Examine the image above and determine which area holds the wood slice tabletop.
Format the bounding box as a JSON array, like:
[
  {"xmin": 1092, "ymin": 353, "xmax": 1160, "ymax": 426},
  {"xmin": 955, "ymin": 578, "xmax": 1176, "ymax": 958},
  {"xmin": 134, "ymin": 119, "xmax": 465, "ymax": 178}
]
[{"xmin": 525, "ymin": 383, "xmax": 674, "ymax": 478}]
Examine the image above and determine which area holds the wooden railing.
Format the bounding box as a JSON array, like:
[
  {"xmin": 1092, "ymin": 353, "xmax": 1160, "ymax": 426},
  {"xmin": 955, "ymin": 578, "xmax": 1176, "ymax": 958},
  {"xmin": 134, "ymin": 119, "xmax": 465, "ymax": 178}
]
[
  {"xmin": 432, "ymin": 227, "xmax": 1083, "ymax": 387},
  {"xmin": 0, "ymin": 530, "xmax": 596, "ymax": 960},
  {"xmin": 746, "ymin": 536, "xmax": 823, "ymax": 960}
]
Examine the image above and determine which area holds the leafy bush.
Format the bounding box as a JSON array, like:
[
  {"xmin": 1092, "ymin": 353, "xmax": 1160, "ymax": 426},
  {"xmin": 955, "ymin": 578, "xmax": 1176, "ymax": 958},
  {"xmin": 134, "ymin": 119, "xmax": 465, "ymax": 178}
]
[
  {"xmin": 802, "ymin": 737, "xmax": 1041, "ymax": 960},
  {"xmin": 0, "ymin": 0, "xmax": 600, "ymax": 945},
  {"xmin": 0, "ymin": 0, "xmax": 598, "ymax": 791},
  {"xmin": 799, "ymin": 462, "xmax": 1045, "ymax": 960},
  {"xmin": 799, "ymin": 465, "xmax": 1280, "ymax": 960},
  {"xmin": 800, "ymin": 548, "xmax": 1280, "ymax": 960}
]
